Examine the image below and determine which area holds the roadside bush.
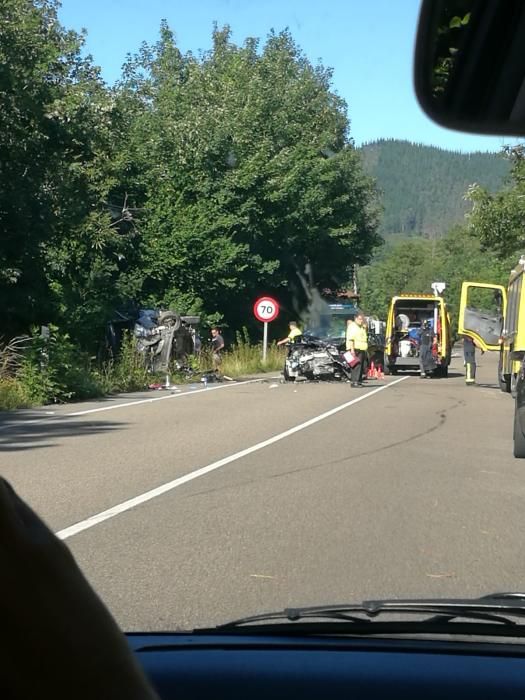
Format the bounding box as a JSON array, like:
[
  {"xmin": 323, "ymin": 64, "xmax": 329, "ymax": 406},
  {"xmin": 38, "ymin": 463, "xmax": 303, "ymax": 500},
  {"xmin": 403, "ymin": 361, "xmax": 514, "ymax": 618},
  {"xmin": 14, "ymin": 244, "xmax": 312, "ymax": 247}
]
[
  {"xmin": 96, "ymin": 332, "xmax": 151, "ymax": 393},
  {"xmin": 0, "ymin": 324, "xmax": 284, "ymax": 411},
  {"xmin": 0, "ymin": 378, "xmax": 31, "ymax": 410},
  {"xmin": 18, "ymin": 326, "xmax": 104, "ymax": 404}
]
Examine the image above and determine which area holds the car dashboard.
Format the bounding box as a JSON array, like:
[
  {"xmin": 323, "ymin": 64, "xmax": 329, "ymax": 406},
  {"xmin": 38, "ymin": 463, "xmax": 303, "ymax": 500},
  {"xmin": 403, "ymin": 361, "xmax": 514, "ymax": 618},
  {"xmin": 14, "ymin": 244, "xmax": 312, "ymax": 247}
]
[{"xmin": 128, "ymin": 632, "xmax": 525, "ymax": 699}]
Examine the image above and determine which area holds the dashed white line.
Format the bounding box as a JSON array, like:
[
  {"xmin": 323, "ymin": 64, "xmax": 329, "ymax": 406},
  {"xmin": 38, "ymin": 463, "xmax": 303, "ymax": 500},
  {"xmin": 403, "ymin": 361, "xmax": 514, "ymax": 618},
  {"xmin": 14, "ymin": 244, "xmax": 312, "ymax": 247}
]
[{"xmin": 56, "ymin": 376, "xmax": 409, "ymax": 540}]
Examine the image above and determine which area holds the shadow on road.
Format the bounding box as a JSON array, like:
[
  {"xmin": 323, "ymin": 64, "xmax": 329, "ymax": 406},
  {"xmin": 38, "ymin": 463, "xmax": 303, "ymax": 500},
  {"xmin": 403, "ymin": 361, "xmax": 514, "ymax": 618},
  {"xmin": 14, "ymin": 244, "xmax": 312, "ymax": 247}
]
[{"xmin": 0, "ymin": 416, "xmax": 127, "ymax": 452}]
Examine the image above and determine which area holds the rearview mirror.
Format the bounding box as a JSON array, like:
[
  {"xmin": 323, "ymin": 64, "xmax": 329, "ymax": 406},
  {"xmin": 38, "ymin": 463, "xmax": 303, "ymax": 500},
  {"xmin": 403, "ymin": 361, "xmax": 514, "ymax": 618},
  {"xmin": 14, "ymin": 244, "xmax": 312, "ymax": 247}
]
[{"xmin": 414, "ymin": 0, "xmax": 525, "ymax": 136}]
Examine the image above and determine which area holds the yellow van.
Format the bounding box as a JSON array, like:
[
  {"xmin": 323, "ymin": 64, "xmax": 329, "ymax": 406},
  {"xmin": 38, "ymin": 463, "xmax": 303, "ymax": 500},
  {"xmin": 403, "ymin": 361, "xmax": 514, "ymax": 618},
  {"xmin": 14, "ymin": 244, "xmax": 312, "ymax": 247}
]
[
  {"xmin": 384, "ymin": 293, "xmax": 452, "ymax": 376},
  {"xmin": 458, "ymin": 264, "xmax": 524, "ymax": 393}
]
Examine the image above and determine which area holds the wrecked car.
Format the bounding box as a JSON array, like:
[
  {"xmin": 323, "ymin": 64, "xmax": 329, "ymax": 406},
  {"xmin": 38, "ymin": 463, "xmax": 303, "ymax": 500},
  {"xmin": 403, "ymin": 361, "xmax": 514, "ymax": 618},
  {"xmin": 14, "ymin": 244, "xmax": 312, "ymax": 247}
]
[
  {"xmin": 283, "ymin": 335, "xmax": 353, "ymax": 382},
  {"xmin": 107, "ymin": 308, "xmax": 200, "ymax": 372}
]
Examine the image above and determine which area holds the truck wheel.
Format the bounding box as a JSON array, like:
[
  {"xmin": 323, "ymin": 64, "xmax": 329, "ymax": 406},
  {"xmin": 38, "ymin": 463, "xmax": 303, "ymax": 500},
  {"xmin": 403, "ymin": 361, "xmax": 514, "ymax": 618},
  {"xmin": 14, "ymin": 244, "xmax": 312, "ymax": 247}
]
[
  {"xmin": 514, "ymin": 405, "xmax": 525, "ymax": 458},
  {"xmin": 498, "ymin": 351, "xmax": 511, "ymax": 393}
]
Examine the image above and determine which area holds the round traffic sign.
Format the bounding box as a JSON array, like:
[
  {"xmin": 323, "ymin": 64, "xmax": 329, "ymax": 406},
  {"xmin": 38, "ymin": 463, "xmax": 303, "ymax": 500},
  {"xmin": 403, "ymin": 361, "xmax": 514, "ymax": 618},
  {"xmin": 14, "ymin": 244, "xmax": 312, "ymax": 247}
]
[{"xmin": 253, "ymin": 296, "xmax": 280, "ymax": 323}]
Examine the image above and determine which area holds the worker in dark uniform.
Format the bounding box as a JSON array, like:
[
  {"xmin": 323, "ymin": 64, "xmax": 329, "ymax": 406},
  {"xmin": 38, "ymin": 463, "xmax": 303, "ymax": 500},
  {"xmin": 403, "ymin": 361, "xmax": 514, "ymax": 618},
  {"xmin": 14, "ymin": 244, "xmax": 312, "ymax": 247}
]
[
  {"xmin": 463, "ymin": 335, "xmax": 483, "ymax": 385},
  {"xmin": 419, "ymin": 319, "xmax": 436, "ymax": 378}
]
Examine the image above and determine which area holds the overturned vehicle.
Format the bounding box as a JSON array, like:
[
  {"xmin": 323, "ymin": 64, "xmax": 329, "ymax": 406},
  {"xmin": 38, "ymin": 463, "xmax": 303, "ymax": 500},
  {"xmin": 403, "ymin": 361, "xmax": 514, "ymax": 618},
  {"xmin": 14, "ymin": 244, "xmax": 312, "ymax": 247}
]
[
  {"xmin": 283, "ymin": 335, "xmax": 353, "ymax": 382},
  {"xmin": 107, "ymin": 308, "xmax": 200, "ymax": 372}
]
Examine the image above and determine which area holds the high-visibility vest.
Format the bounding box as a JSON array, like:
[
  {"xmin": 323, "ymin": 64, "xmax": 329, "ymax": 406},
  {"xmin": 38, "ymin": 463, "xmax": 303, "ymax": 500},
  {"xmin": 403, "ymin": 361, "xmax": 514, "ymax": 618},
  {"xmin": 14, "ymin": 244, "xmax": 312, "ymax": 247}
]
[{"xmin": 346, "ymin": 321, "xmax": 368, "ymax": 351}]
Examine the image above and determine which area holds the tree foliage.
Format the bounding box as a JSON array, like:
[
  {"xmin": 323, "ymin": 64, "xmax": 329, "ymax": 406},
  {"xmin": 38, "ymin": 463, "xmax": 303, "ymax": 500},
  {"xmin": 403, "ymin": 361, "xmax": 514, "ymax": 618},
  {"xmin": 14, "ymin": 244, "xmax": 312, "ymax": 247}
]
[
  {"xmin": 0, "ymin": 0, "xmax": 133, "ymax": 343},
  {"xmin": 1, "ymin": 2, "xmax": 380, "ymax": 346},
  {"xmin": 117, "ymin": 25, "xmax": 380, "ymax": 329},
  {"xmin": 467, "ymin": 145, "xmax": 525, "ymax": 259}
]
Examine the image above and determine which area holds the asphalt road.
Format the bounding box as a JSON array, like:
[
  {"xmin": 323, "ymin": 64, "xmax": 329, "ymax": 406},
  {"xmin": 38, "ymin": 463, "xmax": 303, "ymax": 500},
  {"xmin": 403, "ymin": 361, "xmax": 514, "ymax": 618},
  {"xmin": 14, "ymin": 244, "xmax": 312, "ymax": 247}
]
[{"xmin": 1, "ymin": 351, "xmax": 522, "ymax": 631}]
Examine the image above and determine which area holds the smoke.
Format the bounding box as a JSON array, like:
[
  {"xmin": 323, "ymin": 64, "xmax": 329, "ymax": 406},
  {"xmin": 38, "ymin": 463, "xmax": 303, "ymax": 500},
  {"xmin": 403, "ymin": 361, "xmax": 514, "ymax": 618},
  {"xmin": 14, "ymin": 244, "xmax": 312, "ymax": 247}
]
[{"xmin": 295, "ymin": 263, "xmax": 330, "ymax": 331}]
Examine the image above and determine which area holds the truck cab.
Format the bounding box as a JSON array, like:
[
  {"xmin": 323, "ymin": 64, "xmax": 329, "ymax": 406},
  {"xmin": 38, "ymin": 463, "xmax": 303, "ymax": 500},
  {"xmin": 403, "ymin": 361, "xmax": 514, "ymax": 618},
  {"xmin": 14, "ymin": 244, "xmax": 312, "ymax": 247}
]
[{"xmin": 305, "ymin": 300, "xmax": 359, "ymax": 348}]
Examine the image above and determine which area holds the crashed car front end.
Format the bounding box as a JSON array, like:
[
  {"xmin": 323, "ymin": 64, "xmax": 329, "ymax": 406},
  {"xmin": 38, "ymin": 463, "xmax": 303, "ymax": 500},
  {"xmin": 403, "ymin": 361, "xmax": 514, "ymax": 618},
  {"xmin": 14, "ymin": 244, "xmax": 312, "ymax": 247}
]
[{"xmin": 284, "ymin": 337, "xmax": 352, "ymax": 382}]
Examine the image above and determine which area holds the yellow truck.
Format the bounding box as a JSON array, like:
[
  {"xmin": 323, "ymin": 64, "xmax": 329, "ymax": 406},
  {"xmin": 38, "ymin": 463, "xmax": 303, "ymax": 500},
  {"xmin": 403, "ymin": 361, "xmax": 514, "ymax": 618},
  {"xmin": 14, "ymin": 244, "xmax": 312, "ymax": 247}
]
[{"xmin": 384, "ymin": 292, "xmax": 452, "ymax": 376}]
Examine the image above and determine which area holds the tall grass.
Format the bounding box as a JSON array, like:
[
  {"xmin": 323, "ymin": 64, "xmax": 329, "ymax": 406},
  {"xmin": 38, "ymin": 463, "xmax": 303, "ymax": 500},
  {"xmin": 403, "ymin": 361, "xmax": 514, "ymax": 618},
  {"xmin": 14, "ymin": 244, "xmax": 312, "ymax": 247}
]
[
  {"xmin": 95, "ymin": 333, "xmax": 152, "ymax": 393},
  {"xmin": 0, "ymin": 335, "xmax": 29, "ymax": 377},
  {"xmin": 0, "ymin": 377, "xmax": 31, "ymax": 410},
  {"xmin": 0, "ymin": 336, "xmax": 31, "ymax": 409},
  {"xmin": 200, "ymin": 329, "xmax": 284, "ymax": 377},
  {"xmin": 0, "ymin": 327, "xmax": 285, "ymax": 411}
]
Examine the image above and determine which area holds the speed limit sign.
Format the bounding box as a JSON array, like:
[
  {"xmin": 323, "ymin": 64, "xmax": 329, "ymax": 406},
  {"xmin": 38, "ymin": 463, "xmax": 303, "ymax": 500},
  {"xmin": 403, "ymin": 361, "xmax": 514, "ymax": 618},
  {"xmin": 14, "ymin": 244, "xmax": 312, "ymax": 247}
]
[
  {"xmin": 253, "ymin": 296, "xmax": 280, "ymax": 323},
  {"xmin": 253, "ymin": 296, "xmax": 280, "ymax": 363}
]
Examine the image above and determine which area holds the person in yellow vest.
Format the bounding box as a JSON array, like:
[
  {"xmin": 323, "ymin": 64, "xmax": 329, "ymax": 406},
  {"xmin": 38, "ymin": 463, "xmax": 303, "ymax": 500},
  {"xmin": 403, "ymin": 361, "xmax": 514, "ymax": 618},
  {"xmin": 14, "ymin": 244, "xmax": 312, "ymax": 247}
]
[
  {"xmin": 346, "ymin": 313, "xmax": 368, "ymax": 387},
  {"xmin": 277, "ymin": 321, "xmax": 302, "ymax": 346}
]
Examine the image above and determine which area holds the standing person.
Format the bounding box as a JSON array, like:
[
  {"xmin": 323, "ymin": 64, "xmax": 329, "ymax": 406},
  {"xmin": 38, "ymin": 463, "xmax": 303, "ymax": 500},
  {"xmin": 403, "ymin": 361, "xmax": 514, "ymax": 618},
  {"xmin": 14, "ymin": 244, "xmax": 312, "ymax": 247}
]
[
  {"xmin": 463, "ymin": 335, "xmax": 483, "ymax": 385},
  {"xmin": 277, "ymin": 321, "xmax": 302, "ymax": 346},
  {"xmin": 419, "ymin": 319, "xmax": 436, "ymax": 378},
  {"xmin": 346, "ymin": 313, "xmax": 368, "ymax": 387},
  {"xmin": 211, "ymin": 327, "xmax": 225, "ymax": 371}
]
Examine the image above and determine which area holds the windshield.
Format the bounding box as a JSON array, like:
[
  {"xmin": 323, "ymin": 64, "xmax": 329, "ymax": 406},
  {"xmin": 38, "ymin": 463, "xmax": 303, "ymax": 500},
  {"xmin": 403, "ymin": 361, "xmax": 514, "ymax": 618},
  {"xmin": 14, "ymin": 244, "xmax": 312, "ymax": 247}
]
[
  {"xmin": 1, "ymin": 0, "xmax": 522, "ymax": 637},
  {"xmin": 306, "ymin": 315, "xmax": 350, "ymax": 341}
]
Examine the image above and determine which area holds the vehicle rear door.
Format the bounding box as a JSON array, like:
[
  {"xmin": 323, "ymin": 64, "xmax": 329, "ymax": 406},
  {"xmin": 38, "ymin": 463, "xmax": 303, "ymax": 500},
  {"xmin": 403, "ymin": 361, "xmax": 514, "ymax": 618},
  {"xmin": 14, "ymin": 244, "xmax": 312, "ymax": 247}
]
[
  {"xmin": 385, "ymin": 297, "xmax": 397, "ymax": 356},
  {"xmin": 458, "ymin": 282, "xmax": 507, "ymax": 352}
]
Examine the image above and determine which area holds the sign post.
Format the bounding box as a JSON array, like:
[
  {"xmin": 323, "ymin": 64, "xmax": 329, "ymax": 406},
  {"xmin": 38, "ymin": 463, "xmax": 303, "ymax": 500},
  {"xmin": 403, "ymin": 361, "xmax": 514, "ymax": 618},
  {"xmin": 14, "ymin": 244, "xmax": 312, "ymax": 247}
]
[{"xmin": 253, "ymin": 296, "xmax": 280, "ymax": 363}]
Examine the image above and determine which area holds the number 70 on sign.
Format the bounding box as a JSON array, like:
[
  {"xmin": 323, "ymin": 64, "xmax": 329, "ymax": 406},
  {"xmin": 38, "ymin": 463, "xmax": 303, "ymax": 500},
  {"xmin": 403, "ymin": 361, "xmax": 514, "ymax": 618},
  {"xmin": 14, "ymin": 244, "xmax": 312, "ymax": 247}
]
[
  {"xmin": 253, "ymin": 296, "xmax": 280, "ymax": 362},
  {"xmin": 253, "ymin": 296, "xmax": 280, "ymax": 323}
]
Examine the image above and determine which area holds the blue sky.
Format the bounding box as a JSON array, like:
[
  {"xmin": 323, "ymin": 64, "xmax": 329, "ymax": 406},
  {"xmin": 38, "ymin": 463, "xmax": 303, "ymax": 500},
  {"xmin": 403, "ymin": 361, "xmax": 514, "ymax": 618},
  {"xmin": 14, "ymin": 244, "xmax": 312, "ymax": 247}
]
[{"xmin": 58, "ymin": 0, "xmax": 510, "ymax": 153}]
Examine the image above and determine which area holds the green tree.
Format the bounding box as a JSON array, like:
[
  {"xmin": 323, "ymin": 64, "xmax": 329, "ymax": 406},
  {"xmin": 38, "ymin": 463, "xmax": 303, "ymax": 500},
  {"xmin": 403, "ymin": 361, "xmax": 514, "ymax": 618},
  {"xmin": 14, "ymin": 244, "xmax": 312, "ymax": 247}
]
[
  {"xmin": 118, "ymin": 25, "xmax": 381, "ymax": 329},
  {"xmin": 467, "ymin": 145, "xmax": 525, "ymax": 260},
  {"xmin": 358, "ymin": 239, "xmax": 435, "ymax": 318},
  {"xmin": 0, "ymin": 0, "xmax": 139, "ymax": 347}
]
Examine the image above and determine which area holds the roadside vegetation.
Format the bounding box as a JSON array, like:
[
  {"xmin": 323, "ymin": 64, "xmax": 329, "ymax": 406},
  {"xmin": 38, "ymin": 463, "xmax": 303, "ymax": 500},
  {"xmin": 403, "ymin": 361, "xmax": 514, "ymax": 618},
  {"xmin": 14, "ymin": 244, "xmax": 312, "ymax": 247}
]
[
  {"xmin": 0, "ymin": 0, "xmax": 379, "ymax": 409},
  {"xmin": 204, "ymin": 330, "xmax": 284, "ymax": 377},
  {"xmin": 0, "ymin": 328, "xmax": 285, "ymax": 411},
  {"xmin": 3, "ymin": 2, "xmax": 522, "ymax": 410},
  {"xmin": 1, "ymin": 0, "xmax": 379, "ymax": 347}
]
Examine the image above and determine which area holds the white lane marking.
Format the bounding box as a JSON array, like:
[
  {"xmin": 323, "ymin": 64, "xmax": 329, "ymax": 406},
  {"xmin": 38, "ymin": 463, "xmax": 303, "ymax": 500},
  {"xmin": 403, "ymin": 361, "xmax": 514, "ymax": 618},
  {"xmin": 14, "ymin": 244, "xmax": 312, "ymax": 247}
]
[
  {"xmin": 67, "ymin": 377, "xmax": 279, "ymax": 416},
  {"xmin": 1, "ymin": 377, "xmax": 277, "ymax": 431},
  {"xmin": 56, "ymin": 376, "xmax": 409, "ymax": 540}
]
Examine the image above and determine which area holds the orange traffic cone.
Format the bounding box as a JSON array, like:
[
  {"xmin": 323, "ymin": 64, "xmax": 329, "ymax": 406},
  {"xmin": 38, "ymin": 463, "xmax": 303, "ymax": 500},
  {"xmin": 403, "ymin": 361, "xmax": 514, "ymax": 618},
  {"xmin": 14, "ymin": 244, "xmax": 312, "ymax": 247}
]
[
  {"xmin": 377, "ymin": 365, "xmax": 384, "ymax": 379},
  {"xmin": 367, "ymin": 361, "xmax": 376, "ymax": 379}
]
